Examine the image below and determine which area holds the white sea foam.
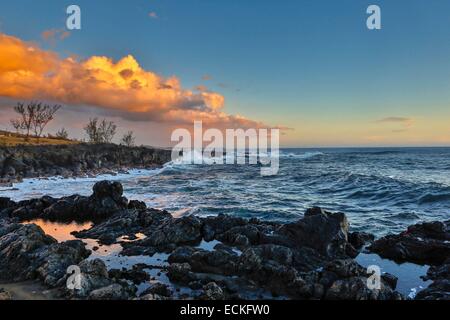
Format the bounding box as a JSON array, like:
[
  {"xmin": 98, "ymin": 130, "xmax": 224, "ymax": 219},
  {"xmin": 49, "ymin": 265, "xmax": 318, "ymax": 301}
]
[
  {"xmin": 0, "ymin": 168, "xmax": 161, "ymax": 201},
  {"xmin": 280, "ymin": 151, "xmax": 324, "ymax": 159}
]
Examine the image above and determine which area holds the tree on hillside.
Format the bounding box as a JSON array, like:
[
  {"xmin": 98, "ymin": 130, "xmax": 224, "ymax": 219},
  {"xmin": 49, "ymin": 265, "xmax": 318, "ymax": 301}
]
[
  {"xmin": 10, "ymin": 102, "xmax": 61, "ymax": 139},
  {"xmin": 84, "ymin": 118, "xmax": 117, "ymax": 143},
  {"xmin": 56, "ymin": 128, "xmax": 69, "ymax": 140},
  {"xmin": 121, "ymin": 131, "xmax": 136, "ymax": 147}
]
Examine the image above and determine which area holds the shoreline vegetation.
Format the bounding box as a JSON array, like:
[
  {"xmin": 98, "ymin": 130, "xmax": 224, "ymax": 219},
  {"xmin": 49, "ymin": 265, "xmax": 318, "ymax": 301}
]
[{"xmin": 0, "ymin": 179, "xmax": 448, "ymax": 300}]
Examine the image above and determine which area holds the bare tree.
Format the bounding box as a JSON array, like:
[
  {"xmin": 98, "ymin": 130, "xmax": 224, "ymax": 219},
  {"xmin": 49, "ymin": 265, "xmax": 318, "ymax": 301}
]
[
  {"xmin": 99, "ymin": 119, "xmax": 117, "ymax": 143},
  {"xmin": 121, "ymin": 131, "xmax": 136, "ymax": 147},
  {"xmin": 10, "ymin": 102, "xmax": 61, "ymax": 138},
  {"xmin": 84, "ymin": 118, "xmax": 101, "ymax": 143},
  {"xmin": 10, "ymin": 102, "xmax": 34, "ymax": 137},
  {"xmin": 56, "ymin": 128, "xmax": 69, "ymax": 139},
  {"xmin": 32, "ymin": 104, "xmax": 61, "ymax": 138},
  {"xmin": 84, "ymin": 118, "xmax": 117, "ymax": 143},
  {"xmin": 10, "ymin": 119, "xmax": 22, "ymax": 134}
]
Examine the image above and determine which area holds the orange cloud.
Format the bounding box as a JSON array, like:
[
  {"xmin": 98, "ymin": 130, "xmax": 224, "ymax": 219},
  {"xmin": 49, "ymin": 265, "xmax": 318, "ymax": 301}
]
[{"xmin": 0, "ymin": 32, "xmax": 265, "ymax": 129}]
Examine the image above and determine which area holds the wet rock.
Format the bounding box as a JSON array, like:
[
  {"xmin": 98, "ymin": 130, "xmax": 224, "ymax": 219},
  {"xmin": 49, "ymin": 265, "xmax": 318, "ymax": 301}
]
[
  {"xmin": 417, "ymin": 258, "xmax": 450, "ymax": 300},
  {"xmin": 236, "ymin": 244, "xmax": 314, "ymax": 298},
  {"xmin": 74, "ymin": 208, "xmax": 171, "ymax": 245},
  {"xmin": 369, "ymin": 220, "xmax": 450, "ymax": 265},
  {"xmin": 415, "ymin": 279, "xmax": 450, "ymax": 300},
  {"xmin": 92, "ymin": 181, "xmax": 123, "ymax": 201},
  {"xmin": 348, "ymin": 231, "xmax": 375, "ymax": 250},
  {"xmin": 0, "ymin": 288, "xmax": 12, "ymax": 300},
  {"xmin": 10, "ymin": 181, "xmax": 130, "ymax": 222},
  {"xmin": 381, "ymin": 273, "xmax": 398, "ymax": 290},
  {"xmin": 139, "ymin": 293, "xmax": 170, "ymax": 300},
  {"xmin": 120, "ymin": 245, "xmax": 157, "ymax": 257},
  {"xmin": 203, "ymin": 282, "xmax": 225, "ymax": 300},
  {"xmin": 128, "ymin": 200, "xmax": 147, "ymax": 211},
  {"xmin": 33, "ymin": 240, "xmax": 91, "ymax": 287},
  {"xmin": 169, "ymin": 246, "xmax": 239, "ymax": 276},
  {"xmin": 273, "ymin": 207, "xmax": 352, "ymax": 258},
  {"xmin": 201, "ymin": 214, "xmax": 249, "ymax": 242},
  {"xmin": 317, "ymin": 259, "xmax": 402, "ymax": 300},
  {"xmin": 140, "ymin": 282, "xmax": 173, "ymax": 297},
  {"xmin": 0, "ymin": 197, "xmax": 15, "ymax": 211},
  {"xmin": 325, "ymin": 276, "xmax": 402, "ymax": 300},
  {"xmin": 109, "ymin": 265, "xmax": 150, "ymax": 285},
  {"xmin": 141, "ymin": 216, "xmax": 203, "ymax": 249},
  {"xmin": 88, "ymin": 283, "xmax": 132, "ymax": 300},
  {"xmin": 424, "ymin": 259, "xmax": 450, "ymax": 281},
  {"xmin": 69, "ymin": 259, "xmax": 113, "ymax": 298},
  {"xmin": 167, "ymin": 263, "xmax": 194, "ymax": 284},
  {"xmin": 0, "ymin": 223, "xmax": 56, "ymax": 281}
]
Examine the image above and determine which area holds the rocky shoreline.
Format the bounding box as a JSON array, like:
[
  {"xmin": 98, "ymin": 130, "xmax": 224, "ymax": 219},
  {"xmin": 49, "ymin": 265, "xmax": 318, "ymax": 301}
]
[
  {"xmin": 0, "ymin": 180, "xmax": 448, "ymax": 300},
  {"xmin": 0, "ymin": 144, "xmax": 172, "ymax": 186}
]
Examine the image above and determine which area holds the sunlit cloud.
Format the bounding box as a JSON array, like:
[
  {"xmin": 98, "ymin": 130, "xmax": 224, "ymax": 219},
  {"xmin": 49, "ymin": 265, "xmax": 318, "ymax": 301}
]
[
  {"xmin": 0, "ymin": 32, "xmax": 267, "ymax": 129},
  {"xmin": 148, "ymin": 11, "xmax": 158, "ymax": 19}
]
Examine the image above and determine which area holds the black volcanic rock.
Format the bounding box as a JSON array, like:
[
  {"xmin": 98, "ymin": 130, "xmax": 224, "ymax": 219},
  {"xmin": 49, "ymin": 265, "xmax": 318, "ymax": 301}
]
[
  {"xmin": 368, "ymin": 220, "xmax": 450, "ymax": 265},
  {"xmin": 271, "ymin": 207, "xmax": 353, "ymax": 258},
  {"xmin": 0, "ymin": 143, "xmax": 171, "ymax": 183},
  {"xmin": 0, "ymin": 222, "xmax": 89, "ymax": 285},
  {"xmin": 6, "ymin": 180, "xmax": 131, "ymax": 222}
]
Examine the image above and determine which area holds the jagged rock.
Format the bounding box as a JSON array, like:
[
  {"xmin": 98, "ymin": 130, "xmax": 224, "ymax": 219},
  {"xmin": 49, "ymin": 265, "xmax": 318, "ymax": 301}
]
[
  {"xmin": 139, "ymin": 293, "xmax": 170, "ymax": 300},
  {"xmin": 201, "ymin": 214, "xmax": 249, "ymax": 242},
  {"xmin": 167, "ymin": 263, "xmax": 194, "ymax": 284},
  {"xmin": 33, "ymin": 240, "xmax": 91, "ymax": 287},
  {"xmin": 109, "ymin": 265, "xmax": 150, "ymax": 285},
  {"xmin": 203, "ymin": 282, "xmax": 225, "ymax": 300},
  {"xmin": 270, "ymin": 207, "xmax": 351, "ymax": 258},
  {"xmin": 141, "ymin": 216, "xmax": 203, "ymax": 249},
  {"xmin": 68, "ymin": 259, "xmax": 115, "ymax": 298},
  {"xmin": 88, "ymin": 283, "xmax": 132, "ymax": 300},
  {"xmin": 0, "ymin": 197, "xmax": 15, "ymax": 211},
  {"xmin": 415, "ymin": 279, "xmax": 450, "ymax": 300},
  {"xmin": 140, "ymin": 282, "xmax": 173, "ymax": 297},
  {"xmin": 0, "ymin": 223, "xmax": 56, "ymax": 281},
  {"xmin": 74, "ymin": 208, "xmax": 171, "ymax": 246},
  {"xmin": 169, "ymin": 246, "xmax": 239, "ymax": 276},
  {"xmin": 128, "ymin": 200, "xmax": 147, "ymax": 211},
  {"xmin": 369, "ymin": 220, "xmax": 450, "ymax": 265},
  {"xmin": 0, "ymin": 288, "xmax": 12, "ymax": 300},
  {"xmin": 325, "ymin": 276, "xmax": 402, "ymax": 300},
  {"xmin": 348, "ymin": 231, "xmax": 375, "ymax": 250},
  {"xmin": 417, "ymin": 258, "xmax": 450, "ymax": 300}
]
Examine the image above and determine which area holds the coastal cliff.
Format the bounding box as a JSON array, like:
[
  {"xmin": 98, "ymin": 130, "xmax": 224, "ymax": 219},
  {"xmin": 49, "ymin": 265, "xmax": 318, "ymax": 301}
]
[{"xmin": 0, "ymin": 144, "xmax": 172, "ymax": 185}]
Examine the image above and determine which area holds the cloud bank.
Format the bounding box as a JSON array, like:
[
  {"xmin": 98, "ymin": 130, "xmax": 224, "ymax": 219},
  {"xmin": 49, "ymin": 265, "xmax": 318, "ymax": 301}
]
[{"xmin": 0, "ymin": 32, "xmax": 265, "ymax": 129}]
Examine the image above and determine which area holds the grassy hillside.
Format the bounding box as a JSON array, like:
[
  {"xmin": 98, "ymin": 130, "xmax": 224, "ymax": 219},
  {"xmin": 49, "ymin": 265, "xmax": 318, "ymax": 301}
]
[{"xmin": 0, "ymin": 130, "xmax": 78, "ymax": 146}]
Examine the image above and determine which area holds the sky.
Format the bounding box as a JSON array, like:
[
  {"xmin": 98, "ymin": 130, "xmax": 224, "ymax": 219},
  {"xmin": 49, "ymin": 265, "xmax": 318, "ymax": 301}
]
[{"xmin": 0, "ymin": 0, "xmax": 449, "ymax": 147}]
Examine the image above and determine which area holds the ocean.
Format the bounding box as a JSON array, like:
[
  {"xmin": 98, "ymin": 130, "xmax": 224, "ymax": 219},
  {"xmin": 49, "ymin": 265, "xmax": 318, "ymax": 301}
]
[{"xmin": 2, "ymin": 147, "xmax": 450, "ymax": 237}]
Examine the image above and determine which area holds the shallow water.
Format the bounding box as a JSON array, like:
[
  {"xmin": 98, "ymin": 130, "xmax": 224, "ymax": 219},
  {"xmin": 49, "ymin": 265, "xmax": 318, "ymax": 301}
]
[{"xmin": 355, "ymin": 253, "xmax": 432, "ymax": 298}]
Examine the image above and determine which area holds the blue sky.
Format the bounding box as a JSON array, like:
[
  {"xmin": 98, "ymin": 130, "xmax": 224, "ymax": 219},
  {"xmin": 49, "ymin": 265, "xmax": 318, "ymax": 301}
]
[{"xmin": 0, "ymin": 0, "xmax": 449, "ymax": 146}]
